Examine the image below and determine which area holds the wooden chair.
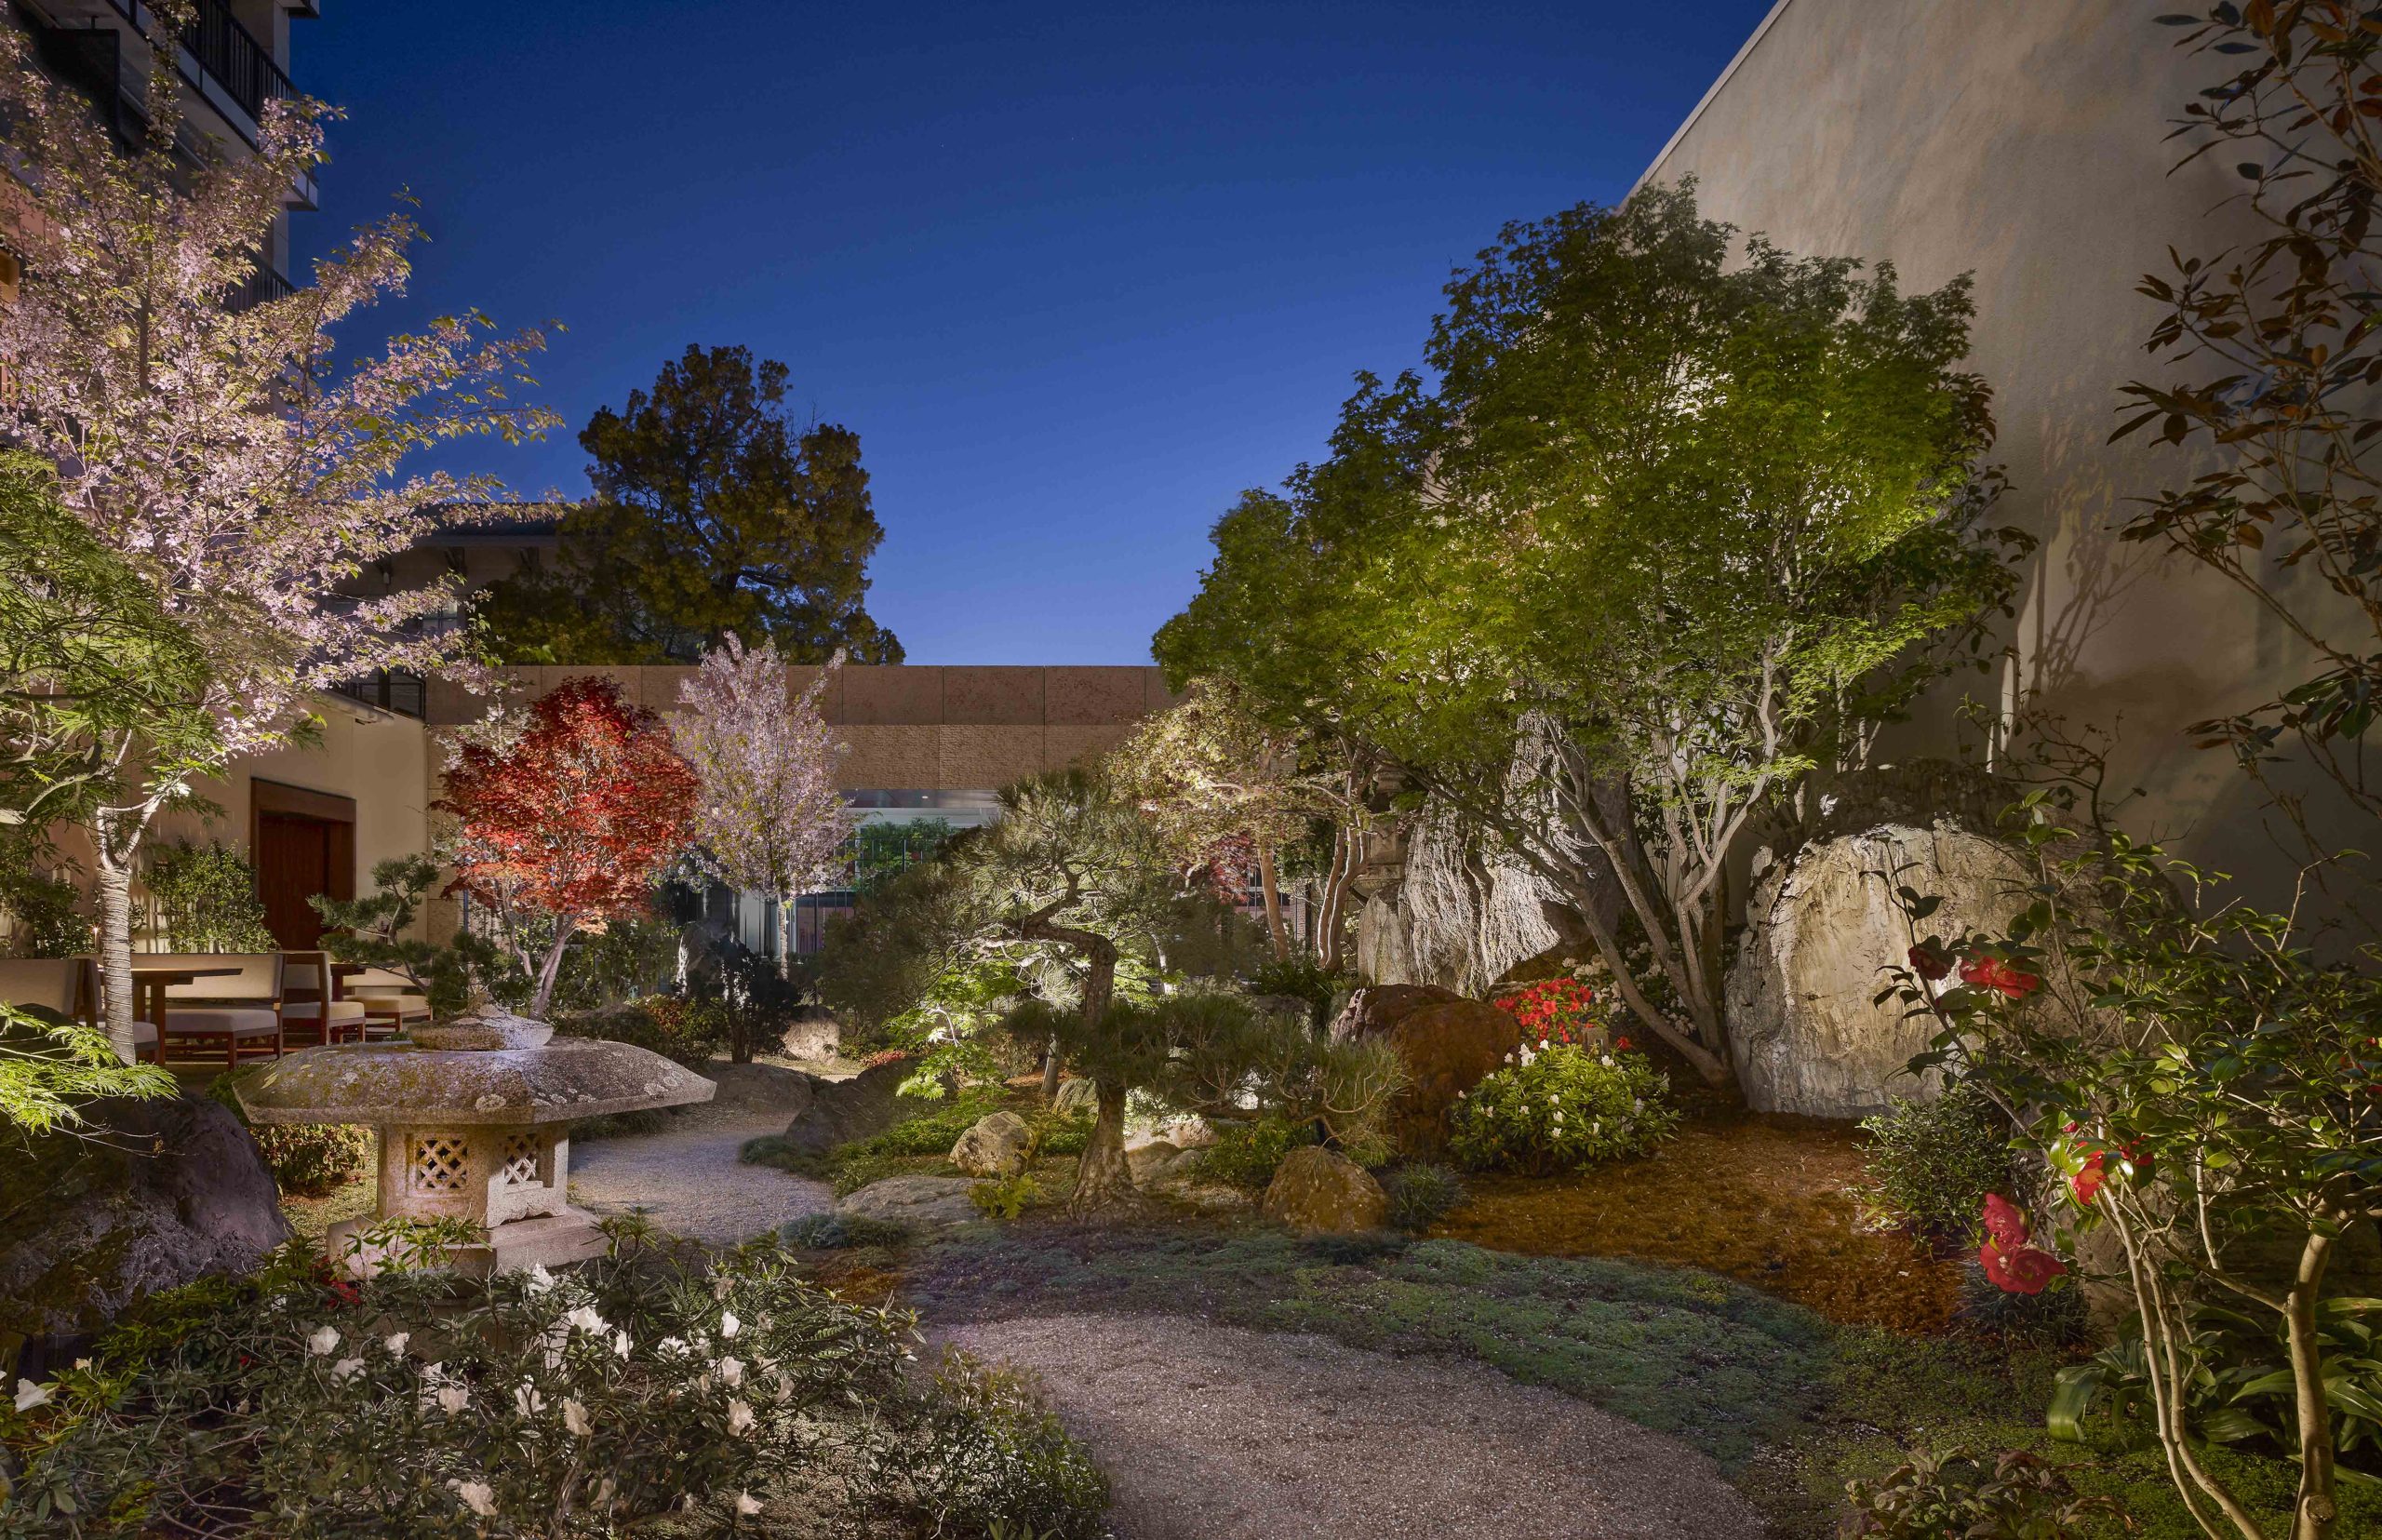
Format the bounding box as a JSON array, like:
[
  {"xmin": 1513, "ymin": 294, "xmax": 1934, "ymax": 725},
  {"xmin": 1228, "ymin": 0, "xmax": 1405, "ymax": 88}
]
[
  {"xmin": 149, "ymin": 951, "xmax": 286, "ymax": 1070},
  {"xmin": 280, "ymin": 951, "xmax": 369, "ymax": 1046}
]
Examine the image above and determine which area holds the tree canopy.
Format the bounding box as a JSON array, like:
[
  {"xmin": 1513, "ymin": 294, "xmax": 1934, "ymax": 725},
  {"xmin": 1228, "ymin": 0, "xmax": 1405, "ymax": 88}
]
[
  {"xmin": 1157, "ymin": 182, "xmax": 2019, "ymax": 1082},
  {"xmin": 477, "ymin": 345, "xmax": 902, "ymax": 665}
]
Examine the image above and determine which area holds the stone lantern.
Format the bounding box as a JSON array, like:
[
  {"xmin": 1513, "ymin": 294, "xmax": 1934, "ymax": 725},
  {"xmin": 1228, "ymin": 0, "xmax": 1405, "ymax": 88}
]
[{"xmin": 236, "ymin": 1008, "xmax": 714, "ymax": 1277}]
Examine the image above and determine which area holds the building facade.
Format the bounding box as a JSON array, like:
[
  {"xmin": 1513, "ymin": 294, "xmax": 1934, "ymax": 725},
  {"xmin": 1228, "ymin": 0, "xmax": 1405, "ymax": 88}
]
[{"xmin": 1639, "ymin": 0, "xmax": 2348, "ymax": 907}]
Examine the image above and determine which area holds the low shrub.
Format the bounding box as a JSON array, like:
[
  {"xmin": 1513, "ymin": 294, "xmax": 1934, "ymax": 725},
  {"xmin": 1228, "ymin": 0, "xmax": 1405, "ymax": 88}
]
[
  {"xmin": 0, "ymin": 1227, "xmax": 1108, "ymax": 1537},
  {"xmin": 554, "ymin": 992, "xmax": 728, "ymax": 1068},
  {"xmin": 889, "ymin": 1352, "xmax": 1110, "ymax": 1538},
  {"xmin": 1492, "ymin": 976, "xmax": 1606, "ymax": 1048},
  {"xmin": 1447, "ymin": 1044, "xmax": 1678, "ymax": 1176},
  {"xmin": 1841, "ymin": 1446, "xmax": 2117, "ymax": 1539},
  {"xmin": 781, "ymin": 1211, "xmax": 910, "ymax": 1250},
  {"xmin": 1855, "ymin": 1082, "xmax": 2013, "ymax": 1240},
  {"xmin": 1201, "ymin": 1115, "xmax": 1318, "ymax": 1191},
  {"xmin": 1953, "ymin": 1255, "xmax": 2091, "ymax": 1347},
  {"xmin": 1383, "ymin": 1163, "xmax": 1468, "ymax": 1232},
  {"xmin": 206, "ymin": 1072, "xmax": 368, "ymax": 1197}
]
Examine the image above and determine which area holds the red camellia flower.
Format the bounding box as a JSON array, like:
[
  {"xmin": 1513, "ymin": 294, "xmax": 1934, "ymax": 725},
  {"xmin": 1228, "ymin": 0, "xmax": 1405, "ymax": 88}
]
[
  {"xmin": 1980, "ymin": 1191, "xmax": 2032, "ymax": 1250},
  {"xmin": 1492, "ymin": 978, "xmax": 1602, "ymax": 1048},
  {"xmin": 1958, "ymin": 956, "xmax": 2041, "ymax": 1000},
  {"xmin": 1907, "ymin": 944, "xmax": 1952, "ymax": 982},
  {"xmin": 2069, "ymin": 1149, "xmax": 2107, "ymax": 1207},
  {"xmin": 1978, "ymin": 1237, "xmax": 2067, "ymax": 1295}
]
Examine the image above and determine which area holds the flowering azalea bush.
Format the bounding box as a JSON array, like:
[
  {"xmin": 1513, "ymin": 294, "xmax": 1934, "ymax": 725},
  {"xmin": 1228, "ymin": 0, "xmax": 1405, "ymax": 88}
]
[
  {"xmin": 1492, "ymin": 977, "xmax": 1608, "ymax": 1049},
  {"xmin": 1447, "ymin": 1043, "xmax": 1678, "ymax": 1177},
  {"xmin": 0, "ymin": 1228, "xmax": 1106, "ymax": 1536}
]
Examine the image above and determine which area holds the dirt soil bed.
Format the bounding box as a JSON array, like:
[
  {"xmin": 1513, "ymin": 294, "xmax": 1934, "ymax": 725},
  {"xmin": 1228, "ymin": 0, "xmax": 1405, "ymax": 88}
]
[{"xmin": 1433, "ymin": 1112, "xmax": 1962, "ymax": 1333}]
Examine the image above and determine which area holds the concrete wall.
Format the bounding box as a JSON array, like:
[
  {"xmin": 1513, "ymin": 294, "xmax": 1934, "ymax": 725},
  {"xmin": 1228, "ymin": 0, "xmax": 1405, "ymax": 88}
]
[{"xmin": 1643, "ymin": 0, "xmax": 2349, "ymax": 895}]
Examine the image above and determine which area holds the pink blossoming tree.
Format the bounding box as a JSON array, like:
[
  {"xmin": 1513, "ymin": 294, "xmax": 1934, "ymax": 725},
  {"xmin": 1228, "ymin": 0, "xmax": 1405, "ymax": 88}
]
[
  {"xmin": 0, "ymin": 9, "xmax": 556, "ymax": 1057},
  {"xmin": 674, "ymin": 636, "xmax": 854, "ymax": 1047}
]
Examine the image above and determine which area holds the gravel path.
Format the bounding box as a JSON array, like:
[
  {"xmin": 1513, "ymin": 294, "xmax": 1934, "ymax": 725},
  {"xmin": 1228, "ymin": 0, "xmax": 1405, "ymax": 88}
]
[
  {"xmin": 939, "ymin": 1313, "xmax": 1766, "ymax": 1540},
  {"xmin": 568, "ymin": 1062, "xmax": 836, "ymax": 1244}
]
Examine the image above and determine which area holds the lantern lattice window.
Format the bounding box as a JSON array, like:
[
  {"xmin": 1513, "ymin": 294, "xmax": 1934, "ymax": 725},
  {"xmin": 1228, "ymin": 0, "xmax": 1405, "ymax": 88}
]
[{"xmin": 411, "ymin": 1135, "xmax": 470, "ymax": 1192}]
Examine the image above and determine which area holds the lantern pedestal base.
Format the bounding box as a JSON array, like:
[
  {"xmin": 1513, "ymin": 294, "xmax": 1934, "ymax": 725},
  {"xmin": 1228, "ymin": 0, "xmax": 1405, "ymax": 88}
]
[{"xmin": 326, "ymin": 1206, "xmax": 611, "ymax": 1279}]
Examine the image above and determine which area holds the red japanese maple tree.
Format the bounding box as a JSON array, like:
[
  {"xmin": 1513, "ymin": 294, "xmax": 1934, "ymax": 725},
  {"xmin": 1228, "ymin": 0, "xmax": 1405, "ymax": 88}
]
[{"xmin": 438, "ymin": 676, "xmax": 698, "ymax": 1017}]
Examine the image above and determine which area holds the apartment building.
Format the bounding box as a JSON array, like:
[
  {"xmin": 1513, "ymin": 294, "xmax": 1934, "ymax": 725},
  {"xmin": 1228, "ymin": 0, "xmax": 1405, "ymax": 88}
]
[{"xmin": 9, "ymin": 0, "xmax": 315, "ymax": 304}]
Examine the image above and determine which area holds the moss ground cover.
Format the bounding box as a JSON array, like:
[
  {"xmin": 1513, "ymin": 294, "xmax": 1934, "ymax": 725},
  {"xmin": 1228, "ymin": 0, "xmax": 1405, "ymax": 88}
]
[{"xmin": 902, "ymin": 1225, "xmax": 2377, "ymax": 1540}]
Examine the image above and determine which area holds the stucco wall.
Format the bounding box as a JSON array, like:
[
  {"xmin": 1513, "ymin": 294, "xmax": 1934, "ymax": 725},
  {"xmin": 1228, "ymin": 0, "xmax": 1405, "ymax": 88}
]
[{"xmin": 1641, "ymin": 0, "xmax": 2349, "ymax": 899}]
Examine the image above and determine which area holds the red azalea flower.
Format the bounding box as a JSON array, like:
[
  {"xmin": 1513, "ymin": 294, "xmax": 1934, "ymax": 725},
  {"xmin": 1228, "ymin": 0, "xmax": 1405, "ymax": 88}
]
[
  {"xmin": 1959, "ymin": 955, "xmax": 2041, "ymax": 1000},
  {"xmin": 2069, "ymin": 1149, "xmax": 2107, "ymax": 1207},
  {"xmin": 1907, "ymin": 944, "xmax": 1952, "ymax": 982},
  {"xmin": 1980, "ymin": 1192, "xmax": 2032, "ymax": 1249},
  {"xmin": 1979, "ymin": 1238, "xmax": 2067, "ymax": 1295},
  {"xmin": 1613, "ymin": 1036, "xmax": 1633, "ymax": 1051}
]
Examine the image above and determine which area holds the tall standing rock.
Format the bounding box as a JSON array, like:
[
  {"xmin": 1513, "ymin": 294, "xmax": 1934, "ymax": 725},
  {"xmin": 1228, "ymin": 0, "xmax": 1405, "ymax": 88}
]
[{"xmin": 1726, "ymin": 820, "xmax": 2028, "ymax": 1117}]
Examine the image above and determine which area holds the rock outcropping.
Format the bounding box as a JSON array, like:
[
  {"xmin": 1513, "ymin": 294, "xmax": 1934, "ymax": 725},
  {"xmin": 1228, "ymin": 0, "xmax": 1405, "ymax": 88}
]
[
  {"xmin": 1331, "ymin": 984, "xmax": 1520, "ymax": 1157},
  {"xmin": 779, "ymin": 1059, "xmax": 916, "ymax": 1156},
  {"xmin": 1726, "ymin": 819, "xmax": 2028, "ymax": 1117},
  {"xmin": 1, "ymin": 1095, "xmax": 288, "ymax": 1380},
  {"xmin": 950, "ymin": 1111, "xmax": 1031, "ymax": 1177}
]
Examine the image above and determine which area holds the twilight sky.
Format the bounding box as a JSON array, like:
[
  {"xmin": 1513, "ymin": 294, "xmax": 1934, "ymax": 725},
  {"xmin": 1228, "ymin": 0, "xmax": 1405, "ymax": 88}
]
[{"xmin": 300, "ymin": 1, "xmax": 1777, "ymax": 664}]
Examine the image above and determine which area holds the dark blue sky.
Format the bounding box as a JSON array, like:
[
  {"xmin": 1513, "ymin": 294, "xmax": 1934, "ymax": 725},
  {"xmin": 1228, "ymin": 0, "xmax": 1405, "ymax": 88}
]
[{"xmin": 300, "ymin": 2, "xmax": 1775, "ymax": 663}]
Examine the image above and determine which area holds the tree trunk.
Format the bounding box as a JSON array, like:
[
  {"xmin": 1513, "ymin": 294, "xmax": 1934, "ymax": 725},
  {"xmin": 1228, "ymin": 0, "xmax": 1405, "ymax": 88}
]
[
  {"xmin": 2289, "ymin": 1229, "xmax": 2340, "ymax": 1540},
  {"xmin": 1256, "ymin": 840, "xmax": 1290, "ymax": 958},
  {"xmin": 775, "ymin": 892, "xmax": 793, "ymax": 981},
  {"xmin": 526, "ymin": 926, "xmax": 576, "ymax": 1020},
  {"xmin": 1068, "ymin": 1079, "xmax": 1135, "ymax": 1214},
  {"xmin": 1040, "ymin": 1036, "xmax": 1063, "ymax": 1102},
  {"xmin": 1317, "ymin": 824, "xmax": 1356, "ymax": 973},
  {"xmin": 94, "ymin": 824, "xmax": 140, "ymax": 1064}
]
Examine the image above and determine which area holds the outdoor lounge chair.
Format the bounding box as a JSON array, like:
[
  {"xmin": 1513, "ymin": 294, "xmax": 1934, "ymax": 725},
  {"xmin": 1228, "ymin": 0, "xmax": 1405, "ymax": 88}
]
[
  {"xmin": 280, "ymin": 951, "xmax": 369, "ymax": 1045},
  {"xmin": 341, "ymin": 965, "xmax": 431, "ymax": 1038},
  {"xmin": 148, "ymin": 951, "xmax": 286, "ymax": 1070},
  {"xmin": 0, "ymin": 956, "xmax": 154, "ymax": 1057}
]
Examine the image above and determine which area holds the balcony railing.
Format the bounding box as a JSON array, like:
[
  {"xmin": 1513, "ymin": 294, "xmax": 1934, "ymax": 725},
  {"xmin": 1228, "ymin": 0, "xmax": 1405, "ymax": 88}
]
[
  {"xmin": 332, "ymin": 670, "xmax": 426, "ymax": 719},
  {"xmin": 175, "ymin": 0, "xmax": 291, "ymax": 129},
  {"xmin": 227, "ymin": 260, "xmax": 295, "ymax": 312}
]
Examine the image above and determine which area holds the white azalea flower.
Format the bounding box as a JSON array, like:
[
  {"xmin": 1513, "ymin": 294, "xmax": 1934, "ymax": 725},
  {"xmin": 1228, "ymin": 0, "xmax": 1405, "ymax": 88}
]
[
  {"xmin": 727, "ymin": 1398, "xmax": 755, "ymax": 1435},
  {"xmin": 307, "ymin": 1326, "xmax": 340, "ymax": 1357},
  {"xmin": 564, "ymin": 1305, "xmax": 607, "ymax": 1336},
  {"xmin": 515, "ymin": 1381, "xmax": 545, "ymax": 1416},
  {"xmin": 72, "ymin": 1359, "xmax": 90, "ymax": 1373},
  {"xmin": 438, "ymin": 1384, "xmax": 471, "ymax": 1415},
  {"xmin": 736, "ymin": 1492, "xmax": 763, "ymax": 1516},
  {"xmin": 657, "ymin": 1335, "xmax": 689, "ymax": 1357},
  {"xmin": 523, "ymin": 1264, "xmax": 555, "ymax": 1295},
  {"xmin": 383, "ymin": 1332, "xmax": 410, "ymax": 1356},
  {"xmin": 331, "ymin": 1357, "xmax": 366, "ymax": 1382},
  {"xmin": 14, "ymin": 1379, "xmax": 51, "ymax": 1412},
  {"xmin": 562, "ymin": 1398, "xmax": 592, "ymax": 1437},
  {"xmin": 1553, "ymin": 1109, "xmax": 1565, "ymax": 1123},
  {"xmin": 614, "ymin": 1329, "xmax": 633, "ymax": 1359},
  {"xmin": 717, "ymin": 1356, "xmax": 743, "ymax": 1388},
  {"xmin": 448, "ymin": 1479, "xmax": 498, "ymax": 1518},
  {"xmin": 719, "ymin": 1310, "xmax": 741, "ymax": 1339}
]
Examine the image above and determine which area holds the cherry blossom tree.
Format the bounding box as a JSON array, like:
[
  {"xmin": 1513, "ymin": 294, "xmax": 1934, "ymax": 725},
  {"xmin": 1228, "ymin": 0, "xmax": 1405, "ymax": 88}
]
[
  {"xmin": 0, "ymin": 8, "xmax": 556, "ymax": 1056},
  {"xmin": 674, "ymin": 636, "xmax": 855, "ymax": 1052},
  {"xmin": 438, "ymin": 677, "xmax": 697, "ymax": 1019}
]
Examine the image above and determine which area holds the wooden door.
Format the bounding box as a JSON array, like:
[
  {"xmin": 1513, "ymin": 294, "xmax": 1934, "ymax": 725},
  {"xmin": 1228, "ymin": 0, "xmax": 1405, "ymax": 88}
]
[{"xmin": 255, "ymin": 812, "xmax": 332, "ymax": 947}]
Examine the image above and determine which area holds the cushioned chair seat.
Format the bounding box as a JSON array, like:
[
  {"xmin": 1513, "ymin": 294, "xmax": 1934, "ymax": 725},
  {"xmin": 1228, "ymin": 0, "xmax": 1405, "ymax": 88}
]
[
  {"xmin": 162, "ymin": 1007, "xmax": 280, "ymax": 1037},
  {"xmin": 283, "ymin": 998, "xmax": 368, "ymax": 1024},
  {"xmin": 132, "ymin": 1021, "xmax": 157, "ymax": 1051}
]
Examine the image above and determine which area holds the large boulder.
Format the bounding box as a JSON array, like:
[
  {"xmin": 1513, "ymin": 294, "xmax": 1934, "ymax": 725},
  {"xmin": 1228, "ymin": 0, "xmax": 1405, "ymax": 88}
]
[
  {"xmin": 950, "ymin": 1111, "xmax": 1031, "ymax": 1177},
  {"xmin": 1331, "ymin": 984, "xmax": 1520, "ymax": 1156},
  {"xmin": 1726, "ymin": 819, "xmax": 2029, "ymax": 1117},
  {"xmin": 0, "ymin": 1094, "xmax": 288, "ymax": 1380},
  {"xmin": 779, "ymin": 1058, "xmax": 915, "ymax": 1156},
  {"xmin": 777, "ymin": 1010, "xmax": 840, "ymax": 1062},
  {"xmin": 1261, "ymin": 1146, "xmax": 1389, "ymax": 1234}
]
